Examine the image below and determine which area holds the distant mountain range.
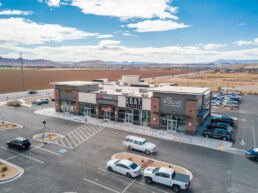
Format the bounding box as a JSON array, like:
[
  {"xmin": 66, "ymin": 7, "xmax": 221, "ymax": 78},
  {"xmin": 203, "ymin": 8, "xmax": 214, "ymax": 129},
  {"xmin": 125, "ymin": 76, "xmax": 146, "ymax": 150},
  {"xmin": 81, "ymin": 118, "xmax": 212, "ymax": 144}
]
[{"xmin": 0, "ymin": 56, "xmax": 257, "ymax": 68}]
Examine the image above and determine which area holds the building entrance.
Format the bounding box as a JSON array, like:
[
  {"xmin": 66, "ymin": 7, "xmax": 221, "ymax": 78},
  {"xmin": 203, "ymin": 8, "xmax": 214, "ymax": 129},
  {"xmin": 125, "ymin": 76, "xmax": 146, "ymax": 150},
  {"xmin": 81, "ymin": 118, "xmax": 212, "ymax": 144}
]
[
  {"xmin": 84, "ymin": 107, "xmax": 91, "ymax": 117},
  {"xmin": 167, "ymin": 119, "xmax": 177, "ymax": 132},
  {"xmin": 104, "ymin": 110, "xmax": 111, "ymax": 120},
  {"xmin": 125, "ymin": 113, "xmax": 133, "ymax": 124}
]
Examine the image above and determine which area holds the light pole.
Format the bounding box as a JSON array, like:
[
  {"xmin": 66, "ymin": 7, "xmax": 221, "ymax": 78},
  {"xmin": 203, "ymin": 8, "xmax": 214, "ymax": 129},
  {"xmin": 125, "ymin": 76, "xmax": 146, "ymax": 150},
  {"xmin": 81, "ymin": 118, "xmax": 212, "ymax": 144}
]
[{"xmin": 20, "ymin": 52, "xmax": 25, "ymax": 91}]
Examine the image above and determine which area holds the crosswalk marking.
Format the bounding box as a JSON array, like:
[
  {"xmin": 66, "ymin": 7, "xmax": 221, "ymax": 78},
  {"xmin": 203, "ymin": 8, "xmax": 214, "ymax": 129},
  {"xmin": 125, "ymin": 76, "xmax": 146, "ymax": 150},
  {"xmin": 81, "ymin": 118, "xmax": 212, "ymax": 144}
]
[{"xmin": 53, "ymin": 124, "xmax": 103, "ymax": 149}]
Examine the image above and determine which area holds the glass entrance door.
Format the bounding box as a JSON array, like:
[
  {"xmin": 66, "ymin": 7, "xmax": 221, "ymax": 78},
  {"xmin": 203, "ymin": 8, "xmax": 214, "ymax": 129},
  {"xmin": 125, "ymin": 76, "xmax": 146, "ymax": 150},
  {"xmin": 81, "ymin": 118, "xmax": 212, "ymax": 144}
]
[
  {"xmin": 125, "ymin": 113, "xmax": 133, "ymax": 124},
  {"xmin": 104, "ymin": 110, "xmax": 111, "ymax": 120},
  {"xmin": 84, "ymin": 107, "xmax": 91, "ymax": 117},
  {"xmin": 167, "ymin": 119, "xmax": 177, "ymax": 132}
]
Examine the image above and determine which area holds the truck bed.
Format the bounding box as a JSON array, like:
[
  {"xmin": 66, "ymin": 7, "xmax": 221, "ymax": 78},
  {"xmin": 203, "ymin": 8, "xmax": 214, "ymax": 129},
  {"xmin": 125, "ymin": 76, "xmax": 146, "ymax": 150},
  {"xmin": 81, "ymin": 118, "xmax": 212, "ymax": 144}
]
[{"xmin": 172, "ymin": 172, "xmax": 190, "ymax": 183}]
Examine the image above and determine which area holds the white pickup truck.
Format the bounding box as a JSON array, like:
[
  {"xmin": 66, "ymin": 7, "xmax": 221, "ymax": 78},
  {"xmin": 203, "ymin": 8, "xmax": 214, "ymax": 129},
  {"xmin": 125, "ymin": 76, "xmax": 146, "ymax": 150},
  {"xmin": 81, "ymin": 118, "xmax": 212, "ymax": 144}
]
[
  {"xmin": 122, "ymin": 135, "xmax": 157, "ymax": 155},
  {"xmin": 143, "ymin": 167, "xmax": 190, "ymax": 193}
]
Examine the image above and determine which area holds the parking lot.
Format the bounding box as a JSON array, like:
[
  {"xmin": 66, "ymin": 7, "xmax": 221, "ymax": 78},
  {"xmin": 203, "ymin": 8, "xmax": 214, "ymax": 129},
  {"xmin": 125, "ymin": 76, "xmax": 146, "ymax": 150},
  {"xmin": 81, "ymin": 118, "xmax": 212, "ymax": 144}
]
[{"xmin": 0, "ymin": 95, "xmax": 258, "ymax": 193}]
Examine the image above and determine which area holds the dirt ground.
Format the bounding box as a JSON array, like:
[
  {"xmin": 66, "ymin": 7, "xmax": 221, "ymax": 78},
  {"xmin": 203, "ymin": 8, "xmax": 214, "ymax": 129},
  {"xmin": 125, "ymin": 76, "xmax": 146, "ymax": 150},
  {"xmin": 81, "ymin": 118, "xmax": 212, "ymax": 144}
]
[
  {"xmin": 35, "ymin": 132, "xmax": 62, "ymax": 141},
  {"xmin": 0, "ymin": 69, "xmax": 192, "ymax": 94},
  {"xmin": 115, "ymin": 152, "xmax": 187, "ymax": 175},
  {"xmin": 0, "ymin": 121, "xmax": 20, "ymax": 130},
  {"xmin": 148, "ymin": 72, "xmax": 258, "ymax": 95},
  {"xmin": 0, "ymin": 163, "xmax": 19, "ymax": 181}
]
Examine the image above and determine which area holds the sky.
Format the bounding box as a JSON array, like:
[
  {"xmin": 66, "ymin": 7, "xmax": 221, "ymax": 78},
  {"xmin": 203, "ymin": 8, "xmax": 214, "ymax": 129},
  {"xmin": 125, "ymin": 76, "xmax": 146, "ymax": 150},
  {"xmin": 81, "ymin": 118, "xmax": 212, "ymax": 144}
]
[{"xmin": 0, "ymin": 0, "xmax": 257, "ymax": 63}]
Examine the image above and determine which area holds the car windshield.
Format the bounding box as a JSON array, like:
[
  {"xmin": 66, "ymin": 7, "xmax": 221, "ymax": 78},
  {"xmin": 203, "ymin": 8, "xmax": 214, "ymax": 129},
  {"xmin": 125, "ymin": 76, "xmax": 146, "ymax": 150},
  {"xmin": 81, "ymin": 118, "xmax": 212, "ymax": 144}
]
[
  {"xmin": 130, "ymin": 163, "xmax": 138, "ymax": 169},
  {"xmin": 142, "ymin": 140, "xmax": 147, "ymax": 144},
  {"xmin": 153, "ymin": 167, "xmax": 160, "ymax": 173},
  {"xmin": 114, "ymin": 160, "xmax": 120, "ymax": 164}
]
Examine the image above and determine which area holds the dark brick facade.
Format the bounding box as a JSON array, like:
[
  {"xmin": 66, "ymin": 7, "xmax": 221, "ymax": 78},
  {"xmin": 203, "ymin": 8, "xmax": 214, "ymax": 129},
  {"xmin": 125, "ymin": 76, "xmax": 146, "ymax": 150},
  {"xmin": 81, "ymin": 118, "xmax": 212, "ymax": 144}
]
[
  {"xmin": 150, "ymin": 97, "xmax": 160, "ymax": 129},
  {"xmin": 55, "ymin": 88, "xmax": 61, "ymax": 112},
  {"xmin": 72, "ymin": 90, "xmax": 79, "ymax": 115},
  {"xmin": 185, "ymin": 100, "xmax": 198, "ymax": 135}
]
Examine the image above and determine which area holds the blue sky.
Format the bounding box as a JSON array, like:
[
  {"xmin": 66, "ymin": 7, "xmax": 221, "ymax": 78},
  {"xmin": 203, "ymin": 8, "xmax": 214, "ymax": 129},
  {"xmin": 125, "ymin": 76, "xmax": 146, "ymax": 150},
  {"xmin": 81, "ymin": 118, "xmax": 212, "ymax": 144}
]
[{"xmin": 0, "ymin": 0, "xmax": 257, "ymax": 63}]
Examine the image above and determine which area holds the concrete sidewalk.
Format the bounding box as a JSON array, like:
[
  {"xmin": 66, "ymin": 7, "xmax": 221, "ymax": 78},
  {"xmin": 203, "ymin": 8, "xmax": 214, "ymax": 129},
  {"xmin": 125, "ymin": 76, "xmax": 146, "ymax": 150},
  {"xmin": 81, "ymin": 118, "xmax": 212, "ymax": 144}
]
[{"xmin": 34, "ymin": 108, "xmax": 245, "ymax": 156}]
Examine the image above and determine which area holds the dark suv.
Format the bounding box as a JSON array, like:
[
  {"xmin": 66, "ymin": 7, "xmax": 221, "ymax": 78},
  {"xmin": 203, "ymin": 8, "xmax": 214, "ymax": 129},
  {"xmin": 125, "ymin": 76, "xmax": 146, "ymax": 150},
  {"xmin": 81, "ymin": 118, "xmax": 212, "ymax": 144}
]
[
  {"xmin": 211, "ymin": 116, "xmax": 234, "ymax": 126},
  {"xmin": 7, "ymin": 137, "xmax": 31, "ymax": 151},
  {"xmin": 207, "ymin": 122, "xmax": 232, "ymax": 132},
  {"xmin": 203, "ymin": 128, "xmax": 232, "ymax": 141}
]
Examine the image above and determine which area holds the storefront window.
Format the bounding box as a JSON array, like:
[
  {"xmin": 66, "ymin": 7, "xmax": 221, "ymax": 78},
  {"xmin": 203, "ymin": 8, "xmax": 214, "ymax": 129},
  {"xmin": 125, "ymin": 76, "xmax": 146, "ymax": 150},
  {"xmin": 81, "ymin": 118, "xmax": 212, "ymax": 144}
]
[
  {"xmin": 99, "ymin": 106, "xmax": 115, "ymax": 121},
  {"xmin": 118, "ymin": 108, "xmax": 125, "ymax": 122},
  {"xmin": 159, "ymin": 114, "xmax": 185, "ymax": 133},
  {"xmin": 79, "ymin": 103, "xmax": 96, "ymax": 118},
  {"xmin": 118, "ymin": 108, "xmax": 150, "ymax": 127},
  {"xmin": 61, "ymin": 101, "xmax": 73, "ymax": 113}
]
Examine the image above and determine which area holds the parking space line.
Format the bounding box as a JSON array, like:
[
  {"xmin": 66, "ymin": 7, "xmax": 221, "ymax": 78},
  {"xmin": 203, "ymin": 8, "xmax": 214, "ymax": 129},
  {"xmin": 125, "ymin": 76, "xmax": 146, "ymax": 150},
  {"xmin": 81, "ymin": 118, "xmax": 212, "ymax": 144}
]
[
  {"xmin": 251, "ymin": 119, "xmax": 256, "ymax": 147},
  {"xmin": 87, "ymin": 124, "xmax": 98, "ymax": 133},
  {"xmin": 63, "ymin": 136, "xmax": 73, "ymax": 149},
  {"xmin": 77, "ymin": 128, "xmax": 88, "ymax": 140},
  {"xmin": 68, "ymin": 133, "xmax": 78, "ymax": 147},
  {"xmin": 85, "ymin": 126, "xmax": 95, "ymax": 135},
  {"xmin": 83, "ymin": 178, "xmax": 120, "ymax": 193},
  {"xmin": 121, "ymin": 179, "xmax": 136, "ymax": 193},
  {"xmin": 59, "ymin": 138, "xmax": 66, "ymax": 147},
  {"xmin": 97, "ymin": 168, "xmax": 169, "ymax": 193},
  {"xmin": 6, "ymin": 155, "xmax": 19, "ymax": 160},
  {"xmin": 74, "ymin": 129, "xmax": 85, "ymax": 142},
  {"xmin": 1, "ymin": 147, "xmax": 44, "ymax": 164},
  {"xmin": 70, "ymin": 131, "xmax": 81, "ymax": 144},
  {"xmin": 81, "ymin": 126, "xmax": 92, "ymax": 136},
  {"xmin": 31, "ymin": 145, "xmax": 61, "ymax": 156},
  {"xmin": 89, "ymin": 124, "xmax": 101, "ymax": 133}
]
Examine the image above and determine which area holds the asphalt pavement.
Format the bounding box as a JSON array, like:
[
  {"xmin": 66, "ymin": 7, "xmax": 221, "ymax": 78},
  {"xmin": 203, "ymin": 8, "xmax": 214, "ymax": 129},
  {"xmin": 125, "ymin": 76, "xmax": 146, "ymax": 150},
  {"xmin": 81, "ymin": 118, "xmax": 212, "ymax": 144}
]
[{"xmin": 0, "ymin": 102, "xmax": 258, "ymax": 193}]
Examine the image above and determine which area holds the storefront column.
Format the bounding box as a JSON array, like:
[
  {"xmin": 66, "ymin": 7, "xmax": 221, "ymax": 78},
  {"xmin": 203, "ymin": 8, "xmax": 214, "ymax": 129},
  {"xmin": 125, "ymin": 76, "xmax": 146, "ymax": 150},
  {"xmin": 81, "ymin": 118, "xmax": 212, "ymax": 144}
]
[
  {"xmin": 150, "ymin": 97, "xmax": 160, "ymax": 129},
  {"xmin": 96, "ymin": 105, "xmax": 99, "ymax": 118},
  {"xmin": 55, "ymin": 88, "xmax": 61, "ymax": 112},
  {"xmin": 209, "ymin": 91, "xmax": 212, "ymax": 116},
  {"xmin": 115, "ymin": 107, "xmax": 118, "ymax": 122},
  {"xmin": 185, "ymin": 100, "xmax": 198, "ymax": 135},
  {"xmin": 72, "ymin": 90, "xmax": 79, "ymax": 115}
]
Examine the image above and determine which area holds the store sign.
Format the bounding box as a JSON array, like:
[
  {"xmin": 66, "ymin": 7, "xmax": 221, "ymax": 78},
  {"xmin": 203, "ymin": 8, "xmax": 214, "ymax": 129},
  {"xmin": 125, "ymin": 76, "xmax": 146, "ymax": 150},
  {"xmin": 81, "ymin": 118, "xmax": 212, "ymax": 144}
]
[
  {"xmin": 99, "ymin": 95, "xmax": 113, "ymax": 100},
  {"xmin": 126, "ymin": 97, "xmax": 142, "ymax": 109},
  {"xmin": 163, "ymin": 97, "xmax": 182, "ymax": 108},
  {"xmin": 60, "ymin": 89, "xmax": 72, "ymax": 93}
]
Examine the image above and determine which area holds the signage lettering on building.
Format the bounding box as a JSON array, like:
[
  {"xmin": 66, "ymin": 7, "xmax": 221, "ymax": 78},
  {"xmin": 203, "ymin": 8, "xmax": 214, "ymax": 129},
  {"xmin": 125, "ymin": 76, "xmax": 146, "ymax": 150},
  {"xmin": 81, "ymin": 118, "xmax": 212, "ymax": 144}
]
[
  {"xmin": 99, "ymin": 95, "xmax": 113, "ymax": 100},
  {"xmin": 60, "ymin": 89, "xmax": 72, "ymax": 93},
  {"xmin": 163, "ymin": 97, "xmax": 182, "ymax": 108},
  {"xmin": 126, "ymin": 97, "xmax": 142, "ymax": 109}
]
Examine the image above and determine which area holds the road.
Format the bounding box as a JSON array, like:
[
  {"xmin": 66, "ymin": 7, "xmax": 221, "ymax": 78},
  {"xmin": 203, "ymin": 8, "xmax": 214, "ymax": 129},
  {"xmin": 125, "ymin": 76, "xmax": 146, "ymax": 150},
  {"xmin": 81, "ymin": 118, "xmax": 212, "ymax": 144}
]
[{"xmin": 0, "ymin": 102, "xmax": 257, "ymax": 193}]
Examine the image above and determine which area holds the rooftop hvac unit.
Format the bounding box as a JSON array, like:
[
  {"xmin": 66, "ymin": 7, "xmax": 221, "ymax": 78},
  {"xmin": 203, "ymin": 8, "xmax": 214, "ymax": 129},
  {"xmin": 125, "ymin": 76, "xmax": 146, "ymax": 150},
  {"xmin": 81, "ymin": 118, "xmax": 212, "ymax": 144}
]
[
  {"xmin": 116, "ymin": 88, "xmax": 122, "ymax": 92},
  {"xmin": 141, "ymin": 93, "xmax": 148, "ymax": 97},
  {"xmin": 100, "ymin": 90, "xmax": 107, "ymax": 94},
  {"xmin": 139, "ymin": 88, "xmax": 147, "ymax": 93}
]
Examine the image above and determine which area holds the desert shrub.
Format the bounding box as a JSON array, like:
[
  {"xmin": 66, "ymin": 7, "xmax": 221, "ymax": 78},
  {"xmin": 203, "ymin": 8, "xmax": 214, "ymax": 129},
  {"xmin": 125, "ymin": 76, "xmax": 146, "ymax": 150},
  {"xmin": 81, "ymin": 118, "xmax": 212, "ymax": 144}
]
[
  {"xmin": 168, "ymin": 165, "xmax": 172, "ymax": 168},
  {"xmin": 128, "ymin": 157, "xmax": 133, "ymax": 161},
  {"xmin": 141, "ymin": 160, "xmax": 144, "ymax": 163},
  {"xmin": 7, "ymin": 100, "xmax": 21, "ymax": 107},
  {"xmin": 1, "ymin": 166, "xmax": 8, "ymax": 173}
]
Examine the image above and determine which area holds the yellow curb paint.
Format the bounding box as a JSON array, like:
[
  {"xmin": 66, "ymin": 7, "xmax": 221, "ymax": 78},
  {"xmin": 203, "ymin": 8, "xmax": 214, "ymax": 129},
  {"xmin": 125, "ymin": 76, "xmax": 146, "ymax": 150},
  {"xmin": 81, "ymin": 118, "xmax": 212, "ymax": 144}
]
[{"xmin": 218, "ymin": 147, "xmax": 226, "ymax": 150}]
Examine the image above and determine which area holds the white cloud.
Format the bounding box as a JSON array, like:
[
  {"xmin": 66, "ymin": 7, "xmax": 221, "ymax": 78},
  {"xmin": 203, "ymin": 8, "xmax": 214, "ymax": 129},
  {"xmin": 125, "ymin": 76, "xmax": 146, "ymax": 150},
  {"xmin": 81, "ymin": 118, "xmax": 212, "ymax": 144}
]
[
  {"xmin": 96, "ymin": 34, "xmax": 113, "ymax": 39},
  {"xmin": 2, "ymin": 40, "xmax": 257, "ymax": 64},
  {"xmin": 203, "ymin": 43, "xmax": 227, "ymax": 50},
  {"xmin": 47, "ymin": 0, "xmax": 61, "ymax": 7},
  {"xmin": 0, "ymin": 10, "xmax": 33, "ymax": 15},
  {"xmin": 0, "ymin": 17, "xmax": 98, "ymax": 45},
  {"xmin": 127, "ymin": 20, "xmax": 190, "ymax": 32},
  {"xmin": 122, "ymin": 33, "xmax": 131, "ymax": 36},
  {"xmin": 0, "ymin": 2, "xmax": 2, "ymax": 7},
  {"xmin": 71, "ymin": 0, "xmax": 178, "ymax": 20},
  {"xmin": 234, "ymin": 38, "xmax": 258, "ymax": 46},
  {"xmin": 238, "ymin": 22, "xmax": 247, "ymax": 26}
]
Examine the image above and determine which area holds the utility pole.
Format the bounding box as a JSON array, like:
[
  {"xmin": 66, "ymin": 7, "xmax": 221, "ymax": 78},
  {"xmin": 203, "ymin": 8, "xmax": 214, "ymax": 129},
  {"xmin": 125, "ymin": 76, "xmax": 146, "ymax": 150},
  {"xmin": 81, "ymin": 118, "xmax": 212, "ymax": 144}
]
[{"xmin": 20, "ymin": 52, "xmax": 25, "ymax": 91}]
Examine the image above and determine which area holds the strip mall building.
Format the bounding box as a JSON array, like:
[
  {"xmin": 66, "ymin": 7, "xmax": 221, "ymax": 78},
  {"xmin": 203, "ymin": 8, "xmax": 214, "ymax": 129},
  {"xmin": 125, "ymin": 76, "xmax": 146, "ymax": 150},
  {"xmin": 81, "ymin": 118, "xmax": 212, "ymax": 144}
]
[{"xmin": 51, "ymin": 75, "xmax": 212, "ymax": 135}]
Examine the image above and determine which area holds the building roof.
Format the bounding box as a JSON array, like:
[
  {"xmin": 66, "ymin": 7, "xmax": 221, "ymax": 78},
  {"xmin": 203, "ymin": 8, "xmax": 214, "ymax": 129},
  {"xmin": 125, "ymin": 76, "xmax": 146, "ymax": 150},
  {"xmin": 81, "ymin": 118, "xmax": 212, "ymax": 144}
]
[
  {"xmin": 125, "ymin": 135, "xmax": 146, "ymax": 142},
  {"xmin": 149, "ymin": 86, "xmax": 210, "ymax": 95},
  {"xmin": 50, "ymin": 81, "xmax": 99, "ymax": 87}
]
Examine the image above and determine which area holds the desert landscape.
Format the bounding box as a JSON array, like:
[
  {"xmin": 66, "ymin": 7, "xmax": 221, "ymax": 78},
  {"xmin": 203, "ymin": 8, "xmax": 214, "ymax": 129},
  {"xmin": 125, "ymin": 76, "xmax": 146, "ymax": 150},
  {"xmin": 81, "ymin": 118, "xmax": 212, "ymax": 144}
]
[
  {"xmin": 0, "ymin": 68, "xmax": 192, "ymax": 94},
  {"xmin": 148, "ymin": 71, "xmax": 258, "ymax": 94}
]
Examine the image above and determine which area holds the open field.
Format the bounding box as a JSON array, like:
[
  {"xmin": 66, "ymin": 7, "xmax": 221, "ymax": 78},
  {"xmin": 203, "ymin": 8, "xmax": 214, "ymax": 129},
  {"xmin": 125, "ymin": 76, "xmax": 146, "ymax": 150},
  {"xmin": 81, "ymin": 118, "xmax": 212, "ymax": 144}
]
[
  {"xmin": 148, "ymin": 72, "xmax": 258, "ymax": 94},
  {"xmin": 0, "ymin": 68, "xmax": 192, "ymax": 94}
]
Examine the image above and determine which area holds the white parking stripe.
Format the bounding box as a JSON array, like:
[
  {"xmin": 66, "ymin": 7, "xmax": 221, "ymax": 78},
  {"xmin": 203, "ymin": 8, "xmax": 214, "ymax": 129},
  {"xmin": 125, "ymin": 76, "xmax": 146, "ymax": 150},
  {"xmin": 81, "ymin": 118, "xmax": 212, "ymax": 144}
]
[
  {"xmin": 63, "ymin": 136, "xmax": 73, "ymax": 149},
  {"xmin": 83, "ymin": 178, "xmax": 120, "ymax": 193},
  {"xmin": 251, "ymin": 119, "xmax": 256, "ymax": 147},
  {"xmin": 71, "ymin": 131, "xmax": 82, "ymax": 144},
  {"xmin": 85, "ymin": 125, "xmax": 95, "ymax": 135},
  {"xmin": 121, "ymin": 179, "xmax": 136, "ymax": 193},
  {"xmin": 77, "ymin": 128, "xmax": 88, "ymax": 140},
  {"xmin": 6, "ymin": 155, "xmax": 19, "ymax": 160},
  {"xmin": 68, "ymin": 133, "xmax": 79, "ymax": 146},
  {"xmin": 97, "ymin": 168, "xmax": 169, "ymax": 193},
  {"xmin": 81, "ymin": 126, "xmax": 93, "ymax": 136},
  {"xmin": 75, "ymin": 129, "xmax": 85, "ymax": 142},
  {"xmin": 31, "ymin": 145, "xmax": 61, "ymax": 156},
  {"xmin": 89, "ymin": 124, "xmax": 101, "ymax": 133},
  {"xmin": 59, "ymin": 138, "xmax": 66, "ymax": 147},
  {"xmin": 2, "ymin": 147, "xmax": 44, "ymax": 164}
]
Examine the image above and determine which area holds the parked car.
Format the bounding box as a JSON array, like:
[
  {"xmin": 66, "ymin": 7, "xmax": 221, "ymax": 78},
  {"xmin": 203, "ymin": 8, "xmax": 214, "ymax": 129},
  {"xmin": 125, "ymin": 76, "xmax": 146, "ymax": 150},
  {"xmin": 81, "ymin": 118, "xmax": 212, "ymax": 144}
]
[
  {"xmin": 40, "ymin": 98, "xmax": 49, "ymax": 104},
  {"xmin": 123, "ymin": 135, "xmax": 157, "ymax": 155},
  {"xmin": 32, "ymin": 100, "xmax": 43, "ymax": 105},
  {"xmin": 216, "ymin": 94, "xmax": 225, "ymax": 99},
  {"xmin": 106, "ymin": 159, "xmax": 141, "ymax": 178},
  {"xmin": 51, "ymin": 98, "xmax": 55, "ymax": 102},
  {"xmin": 207, "ymin": 122, "xmax": 232, "ymax": 132},
  {"xmin": 211, "ymin": 116, "xmax": 234, "ymax": 126},
  {"xmin": 212, "ymin": 101, "xmax": 220, "ymax": 106},
  {"xmin": 7, "ymin": 137, "xmax": 31, "ymax": 151},
  {"xmin": 143, "ymin": 167, "xmax": 191, "ymax": 193},
  {"xmin": 203, "ymin": 128, "xmax": 232, "ymax": 141},
  {"xmin": 245, "ymin": 148, "xmax": 258, "ymax": 161},
  {"xmin": 28, "ymin": 90, "xmax": 37, "ymax": 94}
]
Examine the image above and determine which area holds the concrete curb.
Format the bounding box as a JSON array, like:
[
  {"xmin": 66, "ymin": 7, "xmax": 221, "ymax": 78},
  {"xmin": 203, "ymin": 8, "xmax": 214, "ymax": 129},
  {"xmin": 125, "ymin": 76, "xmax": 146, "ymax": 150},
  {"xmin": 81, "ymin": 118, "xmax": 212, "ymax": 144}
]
[
  {"xmin": 32, "ymin": 132, "xmax": 64, "ymax": 143},
  {"xmin": 0, "ymin": 158, "xmax": 24, "ymax": 184},
  {"xmin": 111, "ymin": 152, "xmax": 193, "ymax": 180}
]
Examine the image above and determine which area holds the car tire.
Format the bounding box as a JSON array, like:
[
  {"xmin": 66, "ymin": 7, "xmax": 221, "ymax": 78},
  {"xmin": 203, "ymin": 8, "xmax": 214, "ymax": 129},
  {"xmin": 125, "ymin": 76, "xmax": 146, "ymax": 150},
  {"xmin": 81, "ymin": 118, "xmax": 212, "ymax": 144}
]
[
  {"xmin": 172, "ymin": 185, "xmax": 181, "ymax": 193},
  {"xmin": 145, "ymin": 177, "xmax": 152, "ymax": 184},
  {"xmin": 222, "ymin": 137, "xmax": 228, "ymax": 141},
  {"xmin": 204, "ymin": 134, "xmax": 210, "ymax": 138},
  {"xmin": 108, "ymin": 166, "xmax": 113, "ymax": 171},
  {"xmin": 145, "ymin": 149, "xmax": 150, "ymax": 155},
  {"xmin": 126, "ymin": 173, "xmax": 131, "ymax": 178},
  {"xmin": 129, "ymin": 146, "xmax": 133, "ymax": 151}
]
